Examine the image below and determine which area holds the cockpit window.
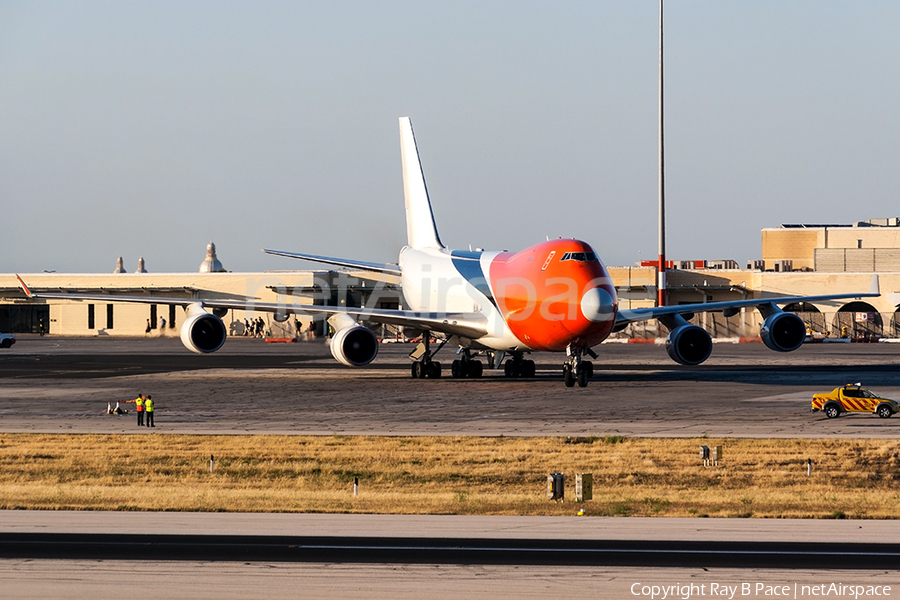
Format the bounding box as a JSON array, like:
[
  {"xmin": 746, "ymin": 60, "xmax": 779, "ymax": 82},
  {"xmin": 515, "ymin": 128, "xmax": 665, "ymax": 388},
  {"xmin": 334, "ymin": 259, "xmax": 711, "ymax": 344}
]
[{"xmin": 560, "ymin": 252, "xmax": 598, "ymax": 262}]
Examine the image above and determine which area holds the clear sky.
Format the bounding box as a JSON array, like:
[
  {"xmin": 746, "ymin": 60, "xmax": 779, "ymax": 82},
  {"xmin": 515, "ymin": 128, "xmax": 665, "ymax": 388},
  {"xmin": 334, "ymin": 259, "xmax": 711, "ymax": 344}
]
[{"xmin": 2, "ymin": 1, "xmax": 898, "ymax": 273}]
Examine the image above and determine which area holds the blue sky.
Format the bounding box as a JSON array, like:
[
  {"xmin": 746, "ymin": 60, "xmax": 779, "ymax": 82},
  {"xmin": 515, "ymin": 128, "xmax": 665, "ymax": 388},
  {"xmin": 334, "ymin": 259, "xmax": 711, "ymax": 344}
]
[{"xmin": 2, "ymin": 1, "xmax": 898, "ymax": 273}]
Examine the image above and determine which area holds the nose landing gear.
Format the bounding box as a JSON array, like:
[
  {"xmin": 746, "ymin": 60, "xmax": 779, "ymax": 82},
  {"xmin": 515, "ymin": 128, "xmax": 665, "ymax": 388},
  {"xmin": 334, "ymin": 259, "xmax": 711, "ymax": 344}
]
[{"xmin": 563, "ymin": 346, "xmax": 593, "ymax": 388}]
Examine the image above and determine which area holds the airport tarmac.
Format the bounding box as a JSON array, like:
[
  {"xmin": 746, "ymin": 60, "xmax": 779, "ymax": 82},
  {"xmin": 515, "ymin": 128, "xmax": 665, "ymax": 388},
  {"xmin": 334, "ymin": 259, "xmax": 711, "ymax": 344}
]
[
  {"xmin": 2, "ymin": 336, "xmax": 900, "ymax": 437},
  {"xmin": 2, "ymin": 337, "xmax": 900, "ymax": 598},
  {"xmin": 3, "ymin": 510, "xmax": 900, "ymax": 543},
  {"xmin": 4, "ymin": 560, "xmax": 894, "ymax": 600}
]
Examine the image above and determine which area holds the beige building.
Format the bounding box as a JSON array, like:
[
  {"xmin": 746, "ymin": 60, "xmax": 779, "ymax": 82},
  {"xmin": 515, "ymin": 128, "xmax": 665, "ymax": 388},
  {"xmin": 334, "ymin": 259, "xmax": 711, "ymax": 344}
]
[
  {"xmin": 608, "ymin": 265, "xmax": 895, "ymax": 340},
  {"xmin": 2, "ymin": 266, "xmax": 894, "ymax": 341},
  {"xmin": 4, "ymin": 221, "xmax": 900, "ymax": 342},
  {"xmin": 0, "ymin": 270, "xmax": 402, "ymax": 339},
  {"xmin": 762, "ymin": 218, "xmax": 900, "ymax": 272}
]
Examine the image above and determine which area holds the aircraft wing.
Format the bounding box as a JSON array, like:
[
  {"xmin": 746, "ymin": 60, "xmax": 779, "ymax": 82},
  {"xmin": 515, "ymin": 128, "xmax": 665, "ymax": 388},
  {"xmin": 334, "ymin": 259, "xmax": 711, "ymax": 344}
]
[
  {"xmin": 15, "ymin": 275, "xmax": 486, "ymax": 339},
  {"xmin": 616, "ymin": 275, "xmax": 880, "ymax": 326},
  {"xmin": 262, "ymin": 249, "xmax": 402, "ymax": 275},
  {"xmin": 195, "ymin": 297, "xmax": 488, "ymax": 339},
  {"xmin": 250, "ymin": 303, "xmax": 488, "ymax": 340}
]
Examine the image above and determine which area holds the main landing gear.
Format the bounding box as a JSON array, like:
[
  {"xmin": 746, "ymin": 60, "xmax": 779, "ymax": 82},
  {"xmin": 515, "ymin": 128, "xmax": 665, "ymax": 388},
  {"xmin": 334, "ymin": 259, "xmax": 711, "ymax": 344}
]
[
  {"xmin": 451, "ymin": 350, "xmax": 484, "ymax": 379},
  {"xmin": 410, "ymin": 332, "xmax": 446, "ymax": 379},
  {"xmin": 412, "ymin": 360, "xmax": 441, "ymax": 379},
  {"xmin": 562, "ymin": 346, "xmax": 593, "ymax": 388},
  {"xmin": 410, "ymin": 332, "xmax": 485, "ymax": 379},
  {"xmin": 503, "ymin": 352, "xmax": 535, "ymax": 378}
]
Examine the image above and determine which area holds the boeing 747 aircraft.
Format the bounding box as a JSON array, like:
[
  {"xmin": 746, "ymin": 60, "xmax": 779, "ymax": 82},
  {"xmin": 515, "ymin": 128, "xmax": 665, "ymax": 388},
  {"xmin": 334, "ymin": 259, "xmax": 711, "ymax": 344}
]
[{"xmin": 17, "ymin": 117, "xmax": 879, "ymax": 387}]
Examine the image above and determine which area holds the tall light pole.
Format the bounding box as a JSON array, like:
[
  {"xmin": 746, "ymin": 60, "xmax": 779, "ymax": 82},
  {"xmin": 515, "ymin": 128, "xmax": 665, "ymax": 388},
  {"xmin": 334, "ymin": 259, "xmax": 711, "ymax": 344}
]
[{"xmin": 657, "ymin": 0, "xmax": 667, "ymax": 307}]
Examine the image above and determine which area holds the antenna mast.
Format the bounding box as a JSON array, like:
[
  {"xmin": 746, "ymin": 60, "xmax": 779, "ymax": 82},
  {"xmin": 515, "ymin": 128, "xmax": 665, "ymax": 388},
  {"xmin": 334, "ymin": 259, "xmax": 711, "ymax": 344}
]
[{"xmin": 657, "ymin": 0, "xmax": 667, "ymax": 307}]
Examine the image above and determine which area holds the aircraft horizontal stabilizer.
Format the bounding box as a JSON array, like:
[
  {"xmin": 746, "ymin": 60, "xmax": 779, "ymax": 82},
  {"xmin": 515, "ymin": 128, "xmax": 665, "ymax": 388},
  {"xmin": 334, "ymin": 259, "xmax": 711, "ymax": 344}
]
[{"xmin": 262, "ymin": 249, "xmax": 401, "ymax": 275}]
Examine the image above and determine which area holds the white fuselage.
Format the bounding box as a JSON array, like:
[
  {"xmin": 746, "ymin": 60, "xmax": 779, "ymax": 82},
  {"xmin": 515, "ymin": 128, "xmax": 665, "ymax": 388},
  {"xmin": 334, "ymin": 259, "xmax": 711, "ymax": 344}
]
[{"xmin": 399, "ymin": 246, "xmax": 523, "ymax": 350}]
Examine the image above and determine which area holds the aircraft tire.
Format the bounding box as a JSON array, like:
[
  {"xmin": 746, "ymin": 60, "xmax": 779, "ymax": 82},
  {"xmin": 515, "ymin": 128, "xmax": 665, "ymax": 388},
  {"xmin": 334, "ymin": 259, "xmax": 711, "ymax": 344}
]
[
  {"xmin": 577, "ymin": 366, "xmax": 589, "ymax": 388},
  {"xmin": 563, "ymin": 364, "xmax": 575, "ymax": 388},
  {"xmin": 431, "ymin": 362, "xmax": 442, "ymax": 379},
  {"xmin": 524, "ymin": 360, "xmax": 536, "ymax": 378},
  {"xmin": 412, "ymin": 362, "xmax": 424, "ymax": 379},
  {"xmin": 504, "ymin": 360, "xmax": 514, "ymax": 377},
  {"xmin": 468, "ymin": 360, "xmax": 483, "ymax": 378},
  {"xmin": 451, "ymin": 360, "xmax": 464, "ymax": 378}
]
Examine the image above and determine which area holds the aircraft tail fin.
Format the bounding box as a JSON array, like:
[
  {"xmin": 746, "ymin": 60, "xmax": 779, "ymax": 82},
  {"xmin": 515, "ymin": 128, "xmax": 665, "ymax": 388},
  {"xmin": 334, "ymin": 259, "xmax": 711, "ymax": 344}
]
[
  {"xmin": 15, "ymin": 274, "xmax": 33, "ymax": 298},
  {"xmin": 399, "ymin": 117, "xmax": 444, "ymax": 250}
]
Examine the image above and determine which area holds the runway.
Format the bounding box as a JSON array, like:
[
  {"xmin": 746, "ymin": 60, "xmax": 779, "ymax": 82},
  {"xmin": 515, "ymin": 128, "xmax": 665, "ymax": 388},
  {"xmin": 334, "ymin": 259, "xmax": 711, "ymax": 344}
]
[
  {"xmin": 2, "ymin": 336, "xmax": 900, "ymax": 437},
  {"xmin": 0, "ymin": 513, "xmax": 898, "ymax": 598}
]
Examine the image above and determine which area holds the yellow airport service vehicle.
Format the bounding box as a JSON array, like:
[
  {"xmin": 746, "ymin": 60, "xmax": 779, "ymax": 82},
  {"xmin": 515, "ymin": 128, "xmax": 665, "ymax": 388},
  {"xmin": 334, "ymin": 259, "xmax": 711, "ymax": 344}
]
[{"xmin": 811, "ymin": 384, "xmax": 899, "ymax": 419}]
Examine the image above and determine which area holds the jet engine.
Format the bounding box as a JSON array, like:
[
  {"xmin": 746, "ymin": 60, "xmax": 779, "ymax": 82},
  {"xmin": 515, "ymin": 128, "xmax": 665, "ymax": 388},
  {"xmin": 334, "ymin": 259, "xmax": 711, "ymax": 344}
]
[
  {"xmin": 179, "ymin": 303, "xmax": 227, "ymax": 354},
  {"xmin": 760, "ymin": 311, "xmax": 805, "ymax": 352},
  {"xmin": 665, "ymin": 324, "xmax": 713, "ymax": 366},
  {"xmin": 330, "ymin": 324, "xmax": 379, "ymax": 367}
]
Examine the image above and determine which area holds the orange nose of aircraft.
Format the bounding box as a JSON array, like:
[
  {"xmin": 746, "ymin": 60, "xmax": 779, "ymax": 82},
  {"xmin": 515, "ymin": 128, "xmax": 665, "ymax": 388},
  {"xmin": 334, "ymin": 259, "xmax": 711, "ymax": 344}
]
[{"xmin": 490, "ymin": 240, "xmax": 618, "ymax": 351}]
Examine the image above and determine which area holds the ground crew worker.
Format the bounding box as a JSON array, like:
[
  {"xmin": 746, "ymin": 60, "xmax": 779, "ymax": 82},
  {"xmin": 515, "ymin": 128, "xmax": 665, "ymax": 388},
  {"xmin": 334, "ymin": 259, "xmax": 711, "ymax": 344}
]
[
  {"xmin": 131, "ymin": 393, "xmax": 145, "ymax": 426},
  {"xmin": 145, "ymin": 395, "xmax": 154, "ymax": 427}
]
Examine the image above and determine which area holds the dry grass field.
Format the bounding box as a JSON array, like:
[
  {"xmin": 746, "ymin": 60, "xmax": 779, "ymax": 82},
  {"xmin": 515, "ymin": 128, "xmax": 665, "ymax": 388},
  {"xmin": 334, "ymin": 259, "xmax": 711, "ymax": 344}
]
[{"xmin": 0, "ymin": 434, "xmax": 898, "ymax": 518}]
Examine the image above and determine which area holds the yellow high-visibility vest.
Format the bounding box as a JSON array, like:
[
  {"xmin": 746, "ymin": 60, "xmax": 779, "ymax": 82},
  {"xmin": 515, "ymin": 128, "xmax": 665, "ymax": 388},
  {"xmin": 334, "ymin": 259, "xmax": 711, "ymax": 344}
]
[
  {"xmin": 145, "ymin": 399, "xmax": 154, "ymax": 412},
  {"xmin": 135, "ymin": 397, "xmax": 144, "ymax": 411}
]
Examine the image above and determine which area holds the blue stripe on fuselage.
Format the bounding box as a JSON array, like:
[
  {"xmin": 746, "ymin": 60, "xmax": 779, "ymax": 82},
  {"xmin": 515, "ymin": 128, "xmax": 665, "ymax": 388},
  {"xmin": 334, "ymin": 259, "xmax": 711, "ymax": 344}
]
[{"xmin": 450, "ymin": 250, "xmax": 497, "ymax": 309}]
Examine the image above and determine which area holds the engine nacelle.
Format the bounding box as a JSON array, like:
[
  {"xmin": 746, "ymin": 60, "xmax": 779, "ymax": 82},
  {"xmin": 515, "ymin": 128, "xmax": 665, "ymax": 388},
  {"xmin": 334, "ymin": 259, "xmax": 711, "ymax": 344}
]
[
  {"xmin": 665, "ymin": 324, "xmax": 713, "ymax": 366},
  {"xmin": 330, "ymin": 324, "xmax": 379, "ymax": 367},
  {"xmin": 179, "ymin": 303, "xmax": 227, "ymax": 354},
  {"xmin": 760, "ymin": 311, "xmax": 805, "ymax": 352}
]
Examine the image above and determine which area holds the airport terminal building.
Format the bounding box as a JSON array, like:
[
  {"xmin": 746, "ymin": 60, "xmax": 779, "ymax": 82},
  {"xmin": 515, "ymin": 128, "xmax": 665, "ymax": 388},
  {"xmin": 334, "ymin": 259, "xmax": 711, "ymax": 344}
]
[
  {"xmin": 0, "ymin": 245, "xmax": 404, "ymax": 340},
  {"xmin": 616, "ymin": 219, "xmax": 900, "ymax": 340},
  {"xmin": 3, "ymin": 222, "xmax": 900, "ymax": 341}
]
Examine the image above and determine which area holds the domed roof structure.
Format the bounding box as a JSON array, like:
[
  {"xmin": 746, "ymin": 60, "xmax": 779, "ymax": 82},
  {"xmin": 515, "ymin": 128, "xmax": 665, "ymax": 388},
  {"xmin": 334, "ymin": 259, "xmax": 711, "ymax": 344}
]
[
  {"xmin": 199, "ymin": 242, "xmax": 226, "ymax": 273},
  {"xmin": 135, "ymin": 256, "xmax": 148, "ymax": 273},
  {"xmin": 113, "ymin": 256, "xmax": 125, "ymax": 274}
]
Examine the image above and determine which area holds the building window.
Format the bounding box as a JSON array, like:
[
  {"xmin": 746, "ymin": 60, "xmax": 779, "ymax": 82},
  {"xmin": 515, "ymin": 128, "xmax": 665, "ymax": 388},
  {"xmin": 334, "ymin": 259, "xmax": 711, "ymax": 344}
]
[
  {"xmin": 88, "ymin": 304, "xmax": 95, "ymax": 330},
  {"xmin": 106, "ymin": 304, "xmax": 114, "ymax": 330},
  {"xmin": 169, "ymin": 304, "xmax": 176, "ymax": 328},
  {"xmin": 150, "ymin": 305, "xmax": 157, "ymax": 329}
]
